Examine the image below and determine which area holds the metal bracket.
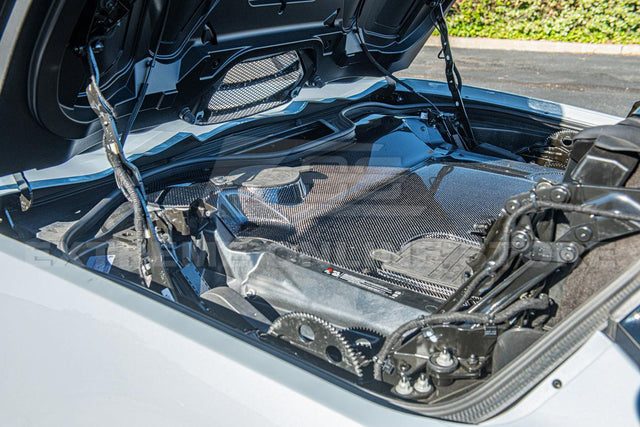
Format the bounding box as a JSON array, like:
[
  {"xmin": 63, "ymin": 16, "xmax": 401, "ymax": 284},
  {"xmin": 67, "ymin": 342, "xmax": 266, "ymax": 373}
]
[
  {"xmin": 12, "ymin": 172, "xmax": 32, "ymax": 212},
  {"xmin": 445, "ymin": 179, "xmax": 640, "ymax": 313},
  {"xmin": 524, "ymin": 241, "xmax": 582, "ymax": 263}
]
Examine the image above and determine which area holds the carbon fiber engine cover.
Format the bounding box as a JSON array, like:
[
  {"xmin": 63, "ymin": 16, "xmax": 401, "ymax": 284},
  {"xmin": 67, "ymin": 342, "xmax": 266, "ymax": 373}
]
[{"xmin": 212, "ymin": 118, "xmax": 564, "ymax": 301}]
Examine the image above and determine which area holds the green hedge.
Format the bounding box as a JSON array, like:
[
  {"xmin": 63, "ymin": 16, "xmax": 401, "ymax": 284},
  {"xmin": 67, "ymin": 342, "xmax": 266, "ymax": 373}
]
[{"xmin": 447, "ymin": 0, "xmax": 640, "ymax": 44}]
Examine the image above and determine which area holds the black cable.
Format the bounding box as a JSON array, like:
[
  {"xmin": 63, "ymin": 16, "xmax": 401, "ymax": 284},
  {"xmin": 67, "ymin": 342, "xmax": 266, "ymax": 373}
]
[
  {"xmin": 444, "ymin": 197, "xmax": 640, "ymax": 313},
  {"xmin": 352, "ymin": 0, "xmax": 444, "ymax": 115},
  {"xmin": 372, "ymin": 295, "xmax": 551, "ymax": 380},
  {"xmin": 120, "ymin": 0, "xmax": 172, "ymax": 146},
  {"xmin": 354, "ymin": 0, "xmax": 478, "ymax": 151},
  {"xmin": 355, "ymin": 29, "xmax": 444, "ymax": 115}
]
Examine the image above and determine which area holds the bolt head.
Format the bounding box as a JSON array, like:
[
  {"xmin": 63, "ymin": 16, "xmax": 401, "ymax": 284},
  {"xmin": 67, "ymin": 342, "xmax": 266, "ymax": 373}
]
[
  {"xmin": 511, "ymin": 231, "xmax": 530, "ymax": 250},
  {"xmin": 550, "ymin": 187, "xmax": 570, "ymax": 203},
  {"xmin": 559, "ymin": 245, "xmax": 578, "ymax": 262},
  {"xmin": 536, "ymin": 181, "xmax": 553, "ymax": 192},
  {"xmin": 575, "ymin": 226, "xmax": 593, "ymax": 242},
  {"xmin": 505, "ymin": 199, "xmax": 521, "ymax": 213}
]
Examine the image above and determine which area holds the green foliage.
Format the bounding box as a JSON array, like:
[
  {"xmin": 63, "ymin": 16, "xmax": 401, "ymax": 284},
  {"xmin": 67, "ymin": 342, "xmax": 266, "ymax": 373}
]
[{"xmin": 447, "ymin": 0, "xmax": 640, "ymax": 44}]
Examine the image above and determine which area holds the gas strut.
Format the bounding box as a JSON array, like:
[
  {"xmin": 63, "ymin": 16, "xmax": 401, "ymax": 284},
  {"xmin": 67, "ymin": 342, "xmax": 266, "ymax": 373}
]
[{"xmin": 433, "ymin": 1, "xmax": 477, "ymax": 150}]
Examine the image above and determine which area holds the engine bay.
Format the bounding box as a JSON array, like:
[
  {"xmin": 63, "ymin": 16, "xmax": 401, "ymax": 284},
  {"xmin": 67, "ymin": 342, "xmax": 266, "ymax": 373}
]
[
  {"xmin": 5, "ymin": 98, "xmax": 640, "ymax": 412},
  {"xmin": 3, "ymin": 0, "xmax": 640, "ymax": 421}
]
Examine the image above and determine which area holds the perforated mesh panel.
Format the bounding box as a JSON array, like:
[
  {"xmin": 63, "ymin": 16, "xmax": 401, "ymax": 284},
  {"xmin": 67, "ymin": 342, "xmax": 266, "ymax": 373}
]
[{"xmin": 203, "ymin": 51, "xmax": 303, "ymax": 124}]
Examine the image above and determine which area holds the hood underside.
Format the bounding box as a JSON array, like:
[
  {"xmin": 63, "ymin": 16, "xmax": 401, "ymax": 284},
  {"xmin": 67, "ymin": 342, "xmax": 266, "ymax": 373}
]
[{"xmin": 0, "ymin": 0, "xmax": 452, "ymax": 175}]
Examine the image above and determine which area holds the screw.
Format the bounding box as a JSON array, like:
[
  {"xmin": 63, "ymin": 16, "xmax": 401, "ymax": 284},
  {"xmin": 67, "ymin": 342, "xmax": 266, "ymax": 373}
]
[
  {"xmin": 505, "ymin": 199, "xmax": 521, "ymax": 214},
  {"xmin": 559, "ymin": 245, "xmax": 578, "ymax": 262},
  {"xmin": 468, "ymin": 354, "xmax": 479, "ymax": 366},
  {"xmin": 575, "ymin": 226, "xmax": 593, "ymax": 242},
  {"xmin": 511, "ymin": 231, "xmax": 530, "ymax": 250},
  {"xmin": 550, "ymin": 186, "xmax": 570, "ymax": 203},
  {"xmin": 552, "ymin": 379, "xmax": 562, "ymax": 389}
]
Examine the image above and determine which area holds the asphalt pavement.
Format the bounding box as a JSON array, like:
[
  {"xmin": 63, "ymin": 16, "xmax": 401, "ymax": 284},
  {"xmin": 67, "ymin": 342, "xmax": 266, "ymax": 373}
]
[{"xmin": 399, "ymin": 46, "xmax": 640, "ymax": 117}]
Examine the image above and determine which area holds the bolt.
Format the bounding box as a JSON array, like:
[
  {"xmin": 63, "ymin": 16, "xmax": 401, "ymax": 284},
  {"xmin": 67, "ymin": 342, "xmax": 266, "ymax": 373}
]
[
  {"xmin": 550, "ymin": 186, "xmax": 570, "ymax": 203},
  {"xmin": 436, "ymin": 349, "xmax": 455, "ymax": 368},
  {"xmin": 394, "ymin": 376, "xmax": 413, "ymax": 396},
  {"xmin": 559, "ymin": 245, "xmax": 578, "ymax": 263},
  {"xmin": 468, "ymin": 354, "xmax": 479, "ymax": 366},
  {"xmin": 575, "ymin": 226, "xmax": 593, "ymax": 242},
  {"xmin": 505, "ymin": 199, "xmax": 521, "ymax": 214},
  {"xmin": 414, "ymin": 373, "xmax": 433, "ymax": 394},
  {"xmin": 423, "ymin": 327, "xmax": 438, "ymax": 343},
  {"xmin": 552, "ymin": 379, "xmax": 562, "ymax": 389},
  {"xmin": 536, "ymin": 181, "xmax": 553, "ymax": 192},
  {"xmin": 511, "ymin": 230, "xmax": 530, "ymax": 251}
]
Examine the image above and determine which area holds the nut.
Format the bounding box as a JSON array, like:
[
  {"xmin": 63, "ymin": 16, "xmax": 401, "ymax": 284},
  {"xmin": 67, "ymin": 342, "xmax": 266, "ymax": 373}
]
[
  {"xmin": 394, "ymin": 376, "xmax": 413, "ymax": 396},
  {"xmin": 414, "ymin": 373, "xmax": 433, "ymax": 394},
  {"xmin": 436, "ymin": 349, "xmax": 455, "ymax": 367}
]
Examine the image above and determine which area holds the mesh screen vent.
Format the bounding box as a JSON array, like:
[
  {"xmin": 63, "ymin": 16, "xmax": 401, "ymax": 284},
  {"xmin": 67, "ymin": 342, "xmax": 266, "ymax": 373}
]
[{"xmin": 202, "ymin": 51, "xmax": 303, "ymax": 124}]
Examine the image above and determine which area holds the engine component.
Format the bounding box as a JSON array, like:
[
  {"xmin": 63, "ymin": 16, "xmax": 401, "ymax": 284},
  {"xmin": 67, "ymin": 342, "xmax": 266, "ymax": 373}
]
[
  {"xmin": 517, "ymin": 129, "xmax": 577, "ymax": 169},
  {"xmin": 213, "ymin": 165, "xmax": 312, "ymax": 205},
  {"xmin": 371, "ymin": 238, "xmax": 479, "ymax": 300},
  {"xmin": 215, "ymin": 224, "xmax": 431, "ymax": 336},
  {"xmin": 268, "ymin": 312, "xmax": 365, "ymax": 377},
  {"xmin": 201, "ymin": 287, "xmax": 272, "ymax": 331},
  {"xmin": 218, "ymin": 154, "xmax": 562, "ymax": 303}
]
